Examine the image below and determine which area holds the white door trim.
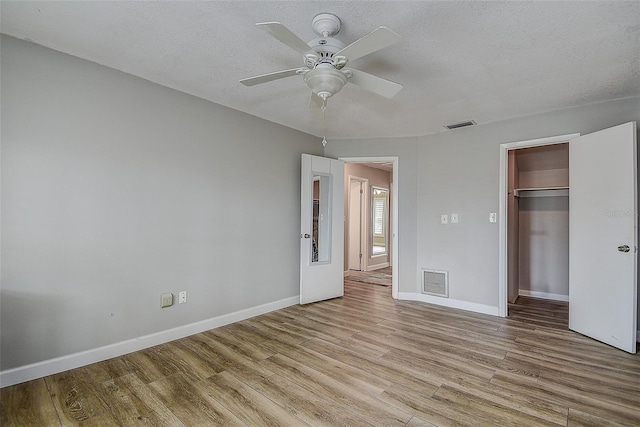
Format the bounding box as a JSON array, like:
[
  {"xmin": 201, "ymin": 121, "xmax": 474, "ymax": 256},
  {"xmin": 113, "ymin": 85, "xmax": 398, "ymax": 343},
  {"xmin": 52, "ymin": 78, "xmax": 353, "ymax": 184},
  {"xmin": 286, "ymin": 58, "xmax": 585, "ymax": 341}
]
[
  {"xmin": 498, "ymin": 133, "xmax": 579, "ymax": 317},
  {"xmin": 340, "ymin": 156, "xmax": 399, "ymax": 299}
]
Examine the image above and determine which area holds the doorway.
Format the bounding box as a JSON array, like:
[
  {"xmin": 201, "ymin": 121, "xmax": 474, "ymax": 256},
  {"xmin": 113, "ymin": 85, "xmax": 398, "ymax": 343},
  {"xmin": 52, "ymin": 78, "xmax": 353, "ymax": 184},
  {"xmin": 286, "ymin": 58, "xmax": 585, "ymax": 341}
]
[
  {"xmin": 498, "ymin": 123, "xmax": 638, "ymax": 354},
  {"xmin": 340, "ymin": 157, "xmax": 399, "ymax": 299},
  {"xmin": 505, "ymin": 142, "xmax": 571, "ymax": 328},
  {"xmin": 499, "ymin": 133, "xmax": 578, "ymax": 318}
]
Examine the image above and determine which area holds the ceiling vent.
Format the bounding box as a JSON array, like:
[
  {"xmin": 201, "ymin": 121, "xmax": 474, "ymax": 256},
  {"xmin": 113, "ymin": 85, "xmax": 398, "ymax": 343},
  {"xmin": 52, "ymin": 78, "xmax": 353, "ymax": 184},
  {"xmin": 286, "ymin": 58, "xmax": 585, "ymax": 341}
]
[{"xmin": 445, "ymin": 120, "xmax": 476, "ymax": 130}]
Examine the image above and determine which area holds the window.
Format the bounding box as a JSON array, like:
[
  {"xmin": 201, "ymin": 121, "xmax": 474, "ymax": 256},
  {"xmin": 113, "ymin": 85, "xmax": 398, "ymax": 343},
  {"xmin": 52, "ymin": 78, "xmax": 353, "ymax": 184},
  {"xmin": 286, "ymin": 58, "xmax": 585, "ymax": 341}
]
[{"xmin": 371, "ymin": 187, "xmax": 388, "ymax": 256}]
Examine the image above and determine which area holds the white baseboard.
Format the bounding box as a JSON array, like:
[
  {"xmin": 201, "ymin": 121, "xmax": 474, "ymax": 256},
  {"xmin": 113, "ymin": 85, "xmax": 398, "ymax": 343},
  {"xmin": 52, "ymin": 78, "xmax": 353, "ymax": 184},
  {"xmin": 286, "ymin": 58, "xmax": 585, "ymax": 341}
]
[
  {"xmin": 366, "ymin": 262, "xmax": 390, "ymax": 271},
  {"xmin": 0, "ymin": 295, "xmax": 299, "ymax": 388},
  {"xmin": 518, "ymin": 290, "xmax": 569, "ymax": 302},
  {"xmin": 398, "ymin": 292, "xmax": 499, "ymax": 317}
]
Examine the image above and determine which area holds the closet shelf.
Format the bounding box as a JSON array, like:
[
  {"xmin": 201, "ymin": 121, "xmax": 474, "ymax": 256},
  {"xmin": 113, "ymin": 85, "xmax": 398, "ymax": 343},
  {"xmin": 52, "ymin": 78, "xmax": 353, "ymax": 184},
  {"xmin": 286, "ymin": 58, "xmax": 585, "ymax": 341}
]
[{"xmin": 514, "ymin": 186, "xmax": 569, "ymax": 198}]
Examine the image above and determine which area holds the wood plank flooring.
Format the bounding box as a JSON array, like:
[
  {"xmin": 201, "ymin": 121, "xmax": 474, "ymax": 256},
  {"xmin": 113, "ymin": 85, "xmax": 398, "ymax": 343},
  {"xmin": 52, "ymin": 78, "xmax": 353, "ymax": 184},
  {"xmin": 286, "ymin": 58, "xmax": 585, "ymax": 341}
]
[
  {"xmin": 2, "ymin": 272, "xmax": 640, "ymax": 426},
  {"xmin": 508, "ymin": 296, "xmax": 569, "ymax": 330}
]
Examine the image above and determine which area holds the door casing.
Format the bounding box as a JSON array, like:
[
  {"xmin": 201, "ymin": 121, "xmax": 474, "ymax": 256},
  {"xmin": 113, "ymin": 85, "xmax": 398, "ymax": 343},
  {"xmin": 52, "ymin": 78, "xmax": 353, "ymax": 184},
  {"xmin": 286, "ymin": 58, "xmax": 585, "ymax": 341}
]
[{"xmin": 498, "ymin": 133, "xmax": 579, "ymax": 317}]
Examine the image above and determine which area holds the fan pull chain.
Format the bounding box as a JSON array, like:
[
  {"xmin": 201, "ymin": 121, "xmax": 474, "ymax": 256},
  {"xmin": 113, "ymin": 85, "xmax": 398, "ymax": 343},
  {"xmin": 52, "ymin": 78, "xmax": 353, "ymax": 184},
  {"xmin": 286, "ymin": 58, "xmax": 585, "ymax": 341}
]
[{"xmin": 321, "ymin": 98, "xmax": 328, "ymax": 147}]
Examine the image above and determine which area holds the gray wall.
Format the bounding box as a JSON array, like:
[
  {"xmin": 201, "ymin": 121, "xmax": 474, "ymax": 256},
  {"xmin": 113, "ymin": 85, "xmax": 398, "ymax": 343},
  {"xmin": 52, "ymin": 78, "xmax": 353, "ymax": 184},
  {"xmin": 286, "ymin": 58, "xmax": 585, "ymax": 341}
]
[
  {"xmin": 518, "ymin": 196, "xmax": 569, "ymax": 296},
  {"xmin": 0, "ymin": 35, "xmax": 323, "ymax": 371},
  {"xmin": 326, "ymin": 97, "xmax": 640, "ymax": 314}
]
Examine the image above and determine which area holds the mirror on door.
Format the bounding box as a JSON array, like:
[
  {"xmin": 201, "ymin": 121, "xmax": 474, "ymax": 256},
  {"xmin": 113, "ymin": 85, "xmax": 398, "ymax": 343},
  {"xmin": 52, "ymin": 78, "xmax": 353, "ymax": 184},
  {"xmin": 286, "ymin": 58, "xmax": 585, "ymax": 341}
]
[
  {"xmin": 312, "ymin": 174, "xmax": 332, "ymax": 263},
  {"xmin": 371, "ymin": 186, "xmax": 388, "ymax": 256}
]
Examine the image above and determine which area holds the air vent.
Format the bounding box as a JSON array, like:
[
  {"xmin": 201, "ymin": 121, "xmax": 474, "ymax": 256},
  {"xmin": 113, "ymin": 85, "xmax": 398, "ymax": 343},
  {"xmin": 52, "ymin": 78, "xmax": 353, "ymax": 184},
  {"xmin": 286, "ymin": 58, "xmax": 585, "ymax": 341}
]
[
  {"xmin": 422, "ymin": 269, "xmax": 449, "ymax": 297},
  {"xmin": 445, "ymin": 120, "xmax": 476, "ymax": 130}
]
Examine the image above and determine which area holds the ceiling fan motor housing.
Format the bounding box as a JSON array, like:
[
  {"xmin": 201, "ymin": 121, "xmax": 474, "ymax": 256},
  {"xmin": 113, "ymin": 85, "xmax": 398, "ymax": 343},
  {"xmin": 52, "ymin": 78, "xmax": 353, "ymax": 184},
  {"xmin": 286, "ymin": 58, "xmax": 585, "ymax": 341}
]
[
  {"xmin": 305, "ymin": 13, "xmax": 346, "ymax": 69},
  {"xmin": 308, "ymin": 37, "xmax": 345, "ymax": 56}
]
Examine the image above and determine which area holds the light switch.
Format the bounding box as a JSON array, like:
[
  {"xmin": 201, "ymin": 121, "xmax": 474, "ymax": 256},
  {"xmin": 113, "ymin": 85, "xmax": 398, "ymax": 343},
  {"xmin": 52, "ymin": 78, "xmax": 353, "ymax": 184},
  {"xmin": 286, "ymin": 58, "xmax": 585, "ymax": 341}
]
[
  {"xmin": 451, "ymin": 213, "xmax": 459, "ymax": 223},
  {"xmin": 441, "ymin": 214, "xmax": 448, "ymax": 224}
]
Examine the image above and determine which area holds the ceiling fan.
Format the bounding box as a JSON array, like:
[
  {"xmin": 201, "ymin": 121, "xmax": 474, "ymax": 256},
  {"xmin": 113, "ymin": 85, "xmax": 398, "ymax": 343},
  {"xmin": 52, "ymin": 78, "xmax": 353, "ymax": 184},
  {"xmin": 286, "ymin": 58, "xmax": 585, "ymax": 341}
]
[{"xmin": 240, "ymin": 13, "xmax": 403, "ymax": 107}]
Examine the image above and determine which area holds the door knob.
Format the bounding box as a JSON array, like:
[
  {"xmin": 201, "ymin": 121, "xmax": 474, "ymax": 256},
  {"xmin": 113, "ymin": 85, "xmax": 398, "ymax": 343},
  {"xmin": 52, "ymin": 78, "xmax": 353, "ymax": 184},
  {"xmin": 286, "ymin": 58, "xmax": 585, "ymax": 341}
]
[{"xmin": 618, "ymin": 245, "xmax": 630, "ymax": 253}]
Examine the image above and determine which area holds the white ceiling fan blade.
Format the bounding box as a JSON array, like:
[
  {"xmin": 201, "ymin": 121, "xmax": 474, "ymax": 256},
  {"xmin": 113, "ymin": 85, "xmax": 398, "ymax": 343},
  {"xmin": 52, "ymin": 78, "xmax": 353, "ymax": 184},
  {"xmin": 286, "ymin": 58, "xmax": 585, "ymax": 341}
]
[
  {"xmin": 308, "ymin": 92, "xmax": 324, "ymax": 109},
  {"xmin": 240, "ymin": 68, "xmax": 304, "ymax": 86},
  {"xmin": 336, "ymin": 27, "xmax": 401, "ymax": 62},
  {"xmin": 256, "ymin": 22, "xmax": 315, "ymax": 55},
  {"xmin": 347, "ymin": 69, "xmax": 403, "ymax": 98}
]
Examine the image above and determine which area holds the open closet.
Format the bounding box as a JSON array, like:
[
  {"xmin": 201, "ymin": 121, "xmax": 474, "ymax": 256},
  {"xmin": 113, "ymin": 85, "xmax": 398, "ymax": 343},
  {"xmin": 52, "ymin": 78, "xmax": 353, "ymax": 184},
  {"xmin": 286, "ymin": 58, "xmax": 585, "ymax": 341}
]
[
  {"xmin": 507, "ymin": 143, "xmax": 569, "ymax": 306},
  {"xmin": 501, "ymin": 122, "xmax": 636, "ymax": 353}
]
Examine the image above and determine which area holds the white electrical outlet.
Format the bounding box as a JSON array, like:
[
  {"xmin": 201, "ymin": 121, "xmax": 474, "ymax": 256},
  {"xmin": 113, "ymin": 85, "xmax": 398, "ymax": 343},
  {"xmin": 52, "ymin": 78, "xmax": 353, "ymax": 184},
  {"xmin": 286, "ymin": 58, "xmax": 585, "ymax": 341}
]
[
  {"xmin": 451, "ymin": 213, "xmax": 459, "ymax": 223},
  {"xmin": 440, "ymin": 214, "xmax": 448, "ymax": 224},
  {"xmin": 179, "ymin": 291, "xmax": 187, "ymax": 304},
  {"xmin": 489, "ymin": 212, "xmax": 497, "ymax": 223}
]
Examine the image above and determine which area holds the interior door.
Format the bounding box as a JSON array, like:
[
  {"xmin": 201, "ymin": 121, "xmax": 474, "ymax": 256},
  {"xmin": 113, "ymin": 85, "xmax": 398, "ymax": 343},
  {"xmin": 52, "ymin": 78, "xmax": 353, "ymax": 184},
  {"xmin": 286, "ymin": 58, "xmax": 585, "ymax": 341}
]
[
  {"xmin": 300, "ymin": 154, "xmax": 344, "ymax": 304},
  {"xmin": 348, "ymin": 179, "xmax": 363, "ymax": 271},
  {"xmin": 569, "ymin": 121, "xmax": 637, "ymax": 353}
]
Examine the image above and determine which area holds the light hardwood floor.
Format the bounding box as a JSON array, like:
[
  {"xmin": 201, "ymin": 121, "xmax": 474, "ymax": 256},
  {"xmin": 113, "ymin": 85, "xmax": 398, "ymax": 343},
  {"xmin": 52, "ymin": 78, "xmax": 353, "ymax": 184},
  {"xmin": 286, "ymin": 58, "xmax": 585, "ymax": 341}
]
[
  {"xmin": 2, "ymin": 273, "xmax": 640, "ymax": 426},
  {"xmin": 508, "ymin": 295, "xmax": 569, "ymax": 331}
]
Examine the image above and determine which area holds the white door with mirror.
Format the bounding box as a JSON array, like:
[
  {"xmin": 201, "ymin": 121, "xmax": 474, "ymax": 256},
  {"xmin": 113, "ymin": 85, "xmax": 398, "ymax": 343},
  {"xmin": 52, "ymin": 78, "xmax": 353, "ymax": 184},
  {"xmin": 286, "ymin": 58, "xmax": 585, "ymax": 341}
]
[{"xmin": 300, "ymin": 154, "xmax": 344, "ymax": 304}]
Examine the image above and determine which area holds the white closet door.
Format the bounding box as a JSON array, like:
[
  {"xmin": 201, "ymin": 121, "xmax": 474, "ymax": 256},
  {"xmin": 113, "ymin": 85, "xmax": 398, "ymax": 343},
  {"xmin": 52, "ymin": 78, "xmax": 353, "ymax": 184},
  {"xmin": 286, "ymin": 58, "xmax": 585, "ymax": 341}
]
[{"xmin": 569, "ymin": 122, "xmax": 637, "ymax": 353}]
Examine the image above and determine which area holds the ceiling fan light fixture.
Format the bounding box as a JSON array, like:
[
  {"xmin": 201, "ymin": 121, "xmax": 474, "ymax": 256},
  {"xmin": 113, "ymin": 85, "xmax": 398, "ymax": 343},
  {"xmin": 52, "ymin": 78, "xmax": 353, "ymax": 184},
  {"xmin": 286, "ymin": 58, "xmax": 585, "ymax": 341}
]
[{"xmin": 303, "ymin": 65, "xmax": 347, "ymax": 99}]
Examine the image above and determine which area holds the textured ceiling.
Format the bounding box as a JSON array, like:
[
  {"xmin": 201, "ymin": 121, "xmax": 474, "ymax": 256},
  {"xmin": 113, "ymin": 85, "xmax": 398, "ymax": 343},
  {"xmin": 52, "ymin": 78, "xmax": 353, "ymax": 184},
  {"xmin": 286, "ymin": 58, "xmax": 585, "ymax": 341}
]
[{"xmin": 1, "ymin": 1, "xmax": 639, "ymax": 139}]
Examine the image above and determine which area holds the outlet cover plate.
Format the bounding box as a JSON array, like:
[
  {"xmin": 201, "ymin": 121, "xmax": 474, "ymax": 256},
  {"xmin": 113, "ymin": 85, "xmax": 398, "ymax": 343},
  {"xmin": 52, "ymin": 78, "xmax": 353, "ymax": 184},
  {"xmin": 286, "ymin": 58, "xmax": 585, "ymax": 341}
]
[
  {"xmin": 179, "ymin": 291, "xmax": 187, "ymax": 304},
  {"xmin": 161, "ymin": 293, "xmax": 173, "ymax": 308}
]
